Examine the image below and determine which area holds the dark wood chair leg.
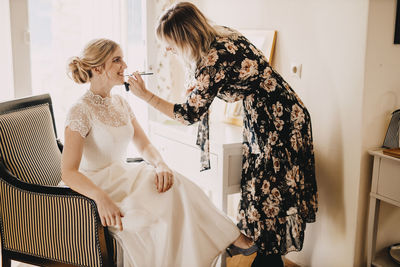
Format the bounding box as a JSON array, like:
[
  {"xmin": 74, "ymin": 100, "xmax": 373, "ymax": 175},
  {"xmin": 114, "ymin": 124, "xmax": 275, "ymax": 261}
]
[{"xmin": 1, "ymin": 255, "xmax": 11, "ymax": 267}]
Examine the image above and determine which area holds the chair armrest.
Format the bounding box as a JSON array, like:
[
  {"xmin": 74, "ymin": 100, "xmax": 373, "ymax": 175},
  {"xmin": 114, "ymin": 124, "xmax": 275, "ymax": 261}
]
[
  {"xmin": 0, "ymin": 163, "xmax": 111, "ymax": 267},
  {"xmin": 56, "ymin": 138, "xmax": 64, "ymax": 152}
]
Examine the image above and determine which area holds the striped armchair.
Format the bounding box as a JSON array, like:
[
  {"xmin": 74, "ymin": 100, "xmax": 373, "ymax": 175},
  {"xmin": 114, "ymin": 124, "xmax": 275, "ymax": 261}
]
[{"xmin": 0, "ymin": 94, "xmax": 120, "ymax": 267}]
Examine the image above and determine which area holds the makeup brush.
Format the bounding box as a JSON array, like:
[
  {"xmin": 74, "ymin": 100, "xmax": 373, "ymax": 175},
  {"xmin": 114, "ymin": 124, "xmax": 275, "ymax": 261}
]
[
  {"xmin": 124, "ymin": 72, "xmax": 154, "ymax": 91},
  {"xmin": 124, "ymin": 72, "xmax": 154, "ymax": 76}
]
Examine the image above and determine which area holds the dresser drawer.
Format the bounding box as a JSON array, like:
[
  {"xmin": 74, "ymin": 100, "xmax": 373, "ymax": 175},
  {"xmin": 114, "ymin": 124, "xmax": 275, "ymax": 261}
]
[
  {"xmin": 227, "ymin": 154, "xmax": 242, "ymax": 187},
  {"xmin": 377, "ymin": 158, "xmax": 400, "ymax": 202}
]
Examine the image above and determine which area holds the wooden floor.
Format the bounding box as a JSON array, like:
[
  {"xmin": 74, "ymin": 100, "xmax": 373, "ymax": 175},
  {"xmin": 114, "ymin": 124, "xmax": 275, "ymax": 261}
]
[
  {"xmin": 9, "ymin": 257, "xmax": 299, "ymax": 267},
  {"xmin": 10, "ymin": 254, "xmax": 300, "ymax": 267},
  {"xmin": 227, "ymin": 253, "xmax": 300, "ymax": 267}
]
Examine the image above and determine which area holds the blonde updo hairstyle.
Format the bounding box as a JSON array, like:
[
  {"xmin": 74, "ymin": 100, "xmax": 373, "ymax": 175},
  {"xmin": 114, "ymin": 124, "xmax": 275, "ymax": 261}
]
[
  {"xmin": 68, "ymin": 38, "xmax": 118, "ymax": 84},
  {"xmin": 156, "ymin": 2, "xmax": 217, "ymax": 64}
]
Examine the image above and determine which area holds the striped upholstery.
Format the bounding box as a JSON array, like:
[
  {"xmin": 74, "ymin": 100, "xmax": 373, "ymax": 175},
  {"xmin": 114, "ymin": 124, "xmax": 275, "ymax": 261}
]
[
  {"xmin": 0, "ymin": 103, "xmax": 61, "ymax": 186},
  {"xmin": 0, "ymin": 96, "xmax": 120, "ymax": 267},
  {"xmin": 112, "ymin": 236, "xmax": 118, "ymax": 264},
  {"xmin": 0, "ymin": 179, "xmax": 102, "ymax": 266},
  {"xmin": 111, "ymin": 233, "xmax": 123, "ymax": 266}
]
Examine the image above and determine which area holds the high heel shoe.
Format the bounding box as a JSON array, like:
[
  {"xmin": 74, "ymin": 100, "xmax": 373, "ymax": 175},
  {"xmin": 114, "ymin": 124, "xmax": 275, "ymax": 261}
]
[{"xmin": 226, "ymin": 243, "xmax": 258, "ymax": 257}]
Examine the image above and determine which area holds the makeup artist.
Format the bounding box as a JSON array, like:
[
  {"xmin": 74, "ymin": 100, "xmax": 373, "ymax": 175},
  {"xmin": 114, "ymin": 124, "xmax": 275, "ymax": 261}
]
[{"xmin": 126, "ymin": 2, "xmax": 318, "ymax": 266}]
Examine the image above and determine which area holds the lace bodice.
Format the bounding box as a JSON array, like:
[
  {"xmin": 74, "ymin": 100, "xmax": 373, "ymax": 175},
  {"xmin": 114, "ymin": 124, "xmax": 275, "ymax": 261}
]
[
  {"xmin": 65, "ymin": 90, "xmax": 135, "ymax": 171},
  {"xmin": 66, "ymin": 90, "xmax": 135, "ymax": 137}
]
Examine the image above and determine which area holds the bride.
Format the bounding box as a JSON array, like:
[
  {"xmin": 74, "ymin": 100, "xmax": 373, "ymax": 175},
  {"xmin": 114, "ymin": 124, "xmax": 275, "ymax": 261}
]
[{"xmin": 61, "ymin": 38, "xmax": 256, "ymax": 267}]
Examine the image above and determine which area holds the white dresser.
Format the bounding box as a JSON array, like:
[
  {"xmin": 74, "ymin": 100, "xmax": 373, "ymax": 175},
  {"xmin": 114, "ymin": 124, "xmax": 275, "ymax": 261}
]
[
  {"xmin": 367, "ymin": 149, "xmax": 400, "ymax": 267},
  {"xmin": 149, "ymin": 120, "xmax": 243, "ymax": 215}
]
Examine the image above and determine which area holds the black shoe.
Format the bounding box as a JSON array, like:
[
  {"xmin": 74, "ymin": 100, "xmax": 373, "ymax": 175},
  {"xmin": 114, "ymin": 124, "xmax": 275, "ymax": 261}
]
[
  {"xmin": 251, "ymin": 253, "xmax": 284, "ymax": 267},
  {"xmin": 226, "ymin": 243, "xmax": 258, "ymax": 257}
]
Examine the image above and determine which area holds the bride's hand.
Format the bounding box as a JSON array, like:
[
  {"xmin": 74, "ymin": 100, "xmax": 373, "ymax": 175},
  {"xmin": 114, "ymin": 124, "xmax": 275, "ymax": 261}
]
[
  {"xmin": 154, "ymin": 162, "xmax": 174, "ymax": 193},
  {"xmin": 95, "ymin": 192, "xmax": 124, "ymax": 231},
  {"xmin": 127, "ymin": 72, "xmax": 153, "ymax": 101}
]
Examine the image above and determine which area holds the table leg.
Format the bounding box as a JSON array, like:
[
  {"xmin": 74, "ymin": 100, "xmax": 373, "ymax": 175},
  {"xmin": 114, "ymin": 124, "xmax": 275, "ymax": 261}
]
[{"xmin": 367, "ymin": 196, "xmax": 380, "ymax": 266}]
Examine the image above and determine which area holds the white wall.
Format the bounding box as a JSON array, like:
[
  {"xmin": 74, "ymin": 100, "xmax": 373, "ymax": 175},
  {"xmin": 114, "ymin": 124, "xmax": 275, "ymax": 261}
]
[
  {"xmin": 0, "ymin": 0, "xmax": 14, "ymax": 101},
  {"xmin": 2, "ymin": 0, "xmax": 397, "ymax": 266},
  {"xmin": 356, "ymin": 0, "xmax": 400, "ymax": 265},
  {"xmin": 9, "ymin": 0, "xmax": 32, "ymax": 98},
  {"xmin": 198, "ymin": 0, "xmax": 370, "ymax": 266}
]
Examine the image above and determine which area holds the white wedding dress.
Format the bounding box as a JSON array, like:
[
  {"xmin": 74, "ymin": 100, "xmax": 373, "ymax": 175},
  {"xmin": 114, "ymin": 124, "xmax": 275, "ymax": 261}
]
[{"xmin": 63, "ymin": 90, "xmax": 240, "ymax": 267}]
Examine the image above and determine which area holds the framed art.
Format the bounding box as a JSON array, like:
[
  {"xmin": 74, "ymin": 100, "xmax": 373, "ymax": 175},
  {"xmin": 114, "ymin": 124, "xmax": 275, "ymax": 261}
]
[
  {"xmin": 223, "ymin": 100, "xmax": 244, "ymax": 126},
  {"xmin": 241, "ymin": 29, "xmax": 277, "ymax": 65},
  {"xmin": 395, "ymin": 0, "xmax": 400, "ymax": 44}
]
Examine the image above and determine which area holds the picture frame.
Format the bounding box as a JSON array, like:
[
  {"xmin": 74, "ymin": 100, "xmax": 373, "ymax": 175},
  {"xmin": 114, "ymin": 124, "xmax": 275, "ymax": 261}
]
[
  {"xmin": 395, "ymin": 0, "xmax": 400, "ymax": 44},
  {"xmin": 223, "ymin": 30, "xmax": 277, "ymax": 126},
  {"xmin": 223, "ymin": 100, "xmax": 244, "ymax": 126},
  {"xmin": 241, "ymin": 29, "xmax": 277, "ymax": 65}
]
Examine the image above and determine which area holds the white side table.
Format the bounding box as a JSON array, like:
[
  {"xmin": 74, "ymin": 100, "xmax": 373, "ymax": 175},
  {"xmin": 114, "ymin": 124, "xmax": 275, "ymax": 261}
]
[{"xmin": 367, "ymin": 149, "xmax": 400, "ymax": 267}]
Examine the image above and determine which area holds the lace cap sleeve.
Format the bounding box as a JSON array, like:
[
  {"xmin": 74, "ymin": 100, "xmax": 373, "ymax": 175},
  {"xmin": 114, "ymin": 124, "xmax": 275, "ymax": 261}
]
[
  {"xmin": 65, "ymin": 103, "xmax": 91, "ymax": 138},
  {"xmin": 116, "ymin": 95, "xmax": 135, "ymax": 121}
]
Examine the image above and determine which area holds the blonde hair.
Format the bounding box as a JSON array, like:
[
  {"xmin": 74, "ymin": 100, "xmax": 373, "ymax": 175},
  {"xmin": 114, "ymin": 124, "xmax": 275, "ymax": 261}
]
[
  {"xmin": 156, "ymin": 2, "xmax": 217, "ymax": 63},
  {"xmin": 68, "ymin": 38, "xmax": 118, "ymax": 84}
]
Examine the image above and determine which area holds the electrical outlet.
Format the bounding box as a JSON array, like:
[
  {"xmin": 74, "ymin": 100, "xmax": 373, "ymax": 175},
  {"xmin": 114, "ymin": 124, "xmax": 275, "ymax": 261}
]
[{"xmin": 290, "ymin": 63, "xmax": 302, "ymax": 79}]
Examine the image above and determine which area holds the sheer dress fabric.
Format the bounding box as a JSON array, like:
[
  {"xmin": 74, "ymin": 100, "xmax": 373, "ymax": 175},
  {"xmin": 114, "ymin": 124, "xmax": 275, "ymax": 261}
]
[{"xmin": 63, "ymin": 90, "xmax": 240, "ymax": 267}]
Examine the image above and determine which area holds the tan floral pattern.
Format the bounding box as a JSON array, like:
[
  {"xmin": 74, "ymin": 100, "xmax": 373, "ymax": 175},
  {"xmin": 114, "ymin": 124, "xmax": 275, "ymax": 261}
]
[
  {"xmin": 188, "ymin": 93, "xmax": 208, "ymax": 112},
  {"xmin": 239, "ymin": 58, "xmax": 259, "ymax": 80},
  {"xmin": 196, "ymin": 72, "xmax": 210, "ymax": 90},
  {"xmin": 173, "ymin": 26, "xmax": 317, "ymax": 256},
  {"xmin": 215, "ymin": 70, "xmax": 225, "ymax": 83},
  {"xmin": 248, "ymin": 204, "xmax": 261, "ymax": 223},
  {"xmin": 260, "ymin": 77, "xmax": 278, "ymax": 92},
  {"xmin": 250, "ymin": 44, "xmax": 262, "ymax": 57},
  {"xmin": 225, "ymin": 41, "xmax": 238, "ymax": 54},
  {"xmin": 202, "ymin": 48, "xmax": 219, "ymax": 67},
  {"xmin": 272, "ymin": 101, "xmax": 283, "ymax": 118}
]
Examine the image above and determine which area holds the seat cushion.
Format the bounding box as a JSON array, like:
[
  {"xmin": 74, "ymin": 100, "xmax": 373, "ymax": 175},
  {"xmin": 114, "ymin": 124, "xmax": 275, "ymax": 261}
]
[{"xmin": 0, "ymin": 103, "xmax": 61, "ymax": 185}]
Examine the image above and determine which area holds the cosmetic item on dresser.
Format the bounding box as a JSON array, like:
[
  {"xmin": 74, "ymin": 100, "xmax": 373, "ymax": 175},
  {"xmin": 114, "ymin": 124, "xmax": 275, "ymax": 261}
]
[
  {"xmin": 383, "ymin": 109, "xmax": 400, "ymax": 149},
  {"xmin": 382, "ymin": 148, "xmax": 400, "ymax": 159}
]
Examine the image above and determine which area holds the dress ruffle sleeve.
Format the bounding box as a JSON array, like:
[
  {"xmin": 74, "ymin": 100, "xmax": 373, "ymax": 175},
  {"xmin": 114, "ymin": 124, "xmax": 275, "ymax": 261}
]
[{"xmin": 174, "ymin": 57, "xmax": 228, "ymax": 171}]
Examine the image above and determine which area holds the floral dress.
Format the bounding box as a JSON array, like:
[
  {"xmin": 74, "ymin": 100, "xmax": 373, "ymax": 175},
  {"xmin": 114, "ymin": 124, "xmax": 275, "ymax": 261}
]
[{"xmin": 173, "ymin": 26, "xmax": 318, "ymax": 256}]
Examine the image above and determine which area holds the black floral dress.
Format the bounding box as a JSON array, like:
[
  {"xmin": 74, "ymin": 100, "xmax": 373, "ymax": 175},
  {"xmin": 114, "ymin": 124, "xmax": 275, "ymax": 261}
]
[{"xmin": 173, "ymin": 26, "xmax": 318, "ymax": 256}]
